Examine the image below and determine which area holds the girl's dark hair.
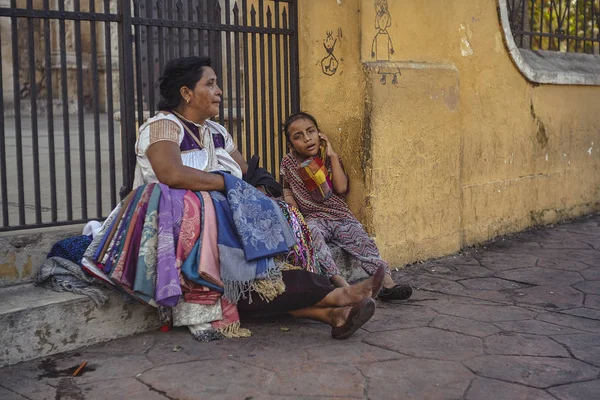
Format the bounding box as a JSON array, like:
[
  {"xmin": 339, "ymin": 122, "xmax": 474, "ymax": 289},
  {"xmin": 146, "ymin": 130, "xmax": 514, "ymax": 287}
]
[
  {"xmin": 282, "ymin": 111, "xmax": 320, "ymax": 141},
  {"xmin": 157, "ymin": 56, "xmax": 212, "ymax": 111}
]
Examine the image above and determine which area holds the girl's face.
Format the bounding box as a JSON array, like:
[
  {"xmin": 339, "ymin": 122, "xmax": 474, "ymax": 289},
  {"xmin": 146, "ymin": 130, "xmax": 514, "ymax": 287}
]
[{"xmin": 287, "ymin": 118, "xmax": 320, "ymax": 158}]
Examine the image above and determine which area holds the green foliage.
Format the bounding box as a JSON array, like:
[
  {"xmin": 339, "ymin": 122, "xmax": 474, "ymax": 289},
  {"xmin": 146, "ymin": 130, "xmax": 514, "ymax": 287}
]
[{"xmin": 513, "ymin": 0, "xmax": 599, "ymax": 53}]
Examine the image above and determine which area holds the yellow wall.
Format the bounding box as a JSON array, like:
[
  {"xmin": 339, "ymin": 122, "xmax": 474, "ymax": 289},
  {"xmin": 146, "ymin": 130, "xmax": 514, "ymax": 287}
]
[{"xmin": 298, "ymin": 0, "xmax": 600, "ymax": 267}]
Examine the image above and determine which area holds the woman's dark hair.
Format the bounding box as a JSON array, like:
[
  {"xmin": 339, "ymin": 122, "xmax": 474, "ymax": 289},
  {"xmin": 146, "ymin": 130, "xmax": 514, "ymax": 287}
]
[
  {"xmin": 157, "ymin": 56, "xmax": 212, "ymax": 110},
  {"xmin": 282, "ymin": 111, "xmax": 320, "ymax": 141}
]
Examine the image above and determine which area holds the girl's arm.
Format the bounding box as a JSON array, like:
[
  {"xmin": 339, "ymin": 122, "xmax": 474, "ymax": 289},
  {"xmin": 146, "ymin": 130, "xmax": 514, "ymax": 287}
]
[
  {"xmin": 320, "ymin": 133, "xmax": 348, "ymax": 195},
  {"xmin": 282, "ymin": 178, "xmax": 300, "ymax": 209}
]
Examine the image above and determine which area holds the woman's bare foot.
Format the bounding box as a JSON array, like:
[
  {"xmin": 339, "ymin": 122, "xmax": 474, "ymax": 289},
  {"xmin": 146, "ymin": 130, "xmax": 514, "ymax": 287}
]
[
  {"xmin": 340, "ymin": 265, "xmax": 386, "ymax": 304},
  {"xmin": 330, "ymin": 298, "xmax": 376, "ymax": 339},
  {"xmin": 331, "ymin": 274, "xmax": 350, "ymax": 288}
]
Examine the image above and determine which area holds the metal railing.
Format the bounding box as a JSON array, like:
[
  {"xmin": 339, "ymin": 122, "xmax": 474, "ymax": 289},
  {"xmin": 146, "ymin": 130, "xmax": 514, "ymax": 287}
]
[
  {"xmin": 507, "ymin": 0, "xmax": 600, "ymax": 53},
  {"xmin": 0, "ymin": 0, "xmax": 299, "ymax": 231}
]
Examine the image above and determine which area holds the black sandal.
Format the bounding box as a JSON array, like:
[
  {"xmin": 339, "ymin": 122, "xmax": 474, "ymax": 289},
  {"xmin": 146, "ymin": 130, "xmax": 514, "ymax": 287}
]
[{"xmin": 377, "ymin": 284, "xmax": 413, "ymax": 301}]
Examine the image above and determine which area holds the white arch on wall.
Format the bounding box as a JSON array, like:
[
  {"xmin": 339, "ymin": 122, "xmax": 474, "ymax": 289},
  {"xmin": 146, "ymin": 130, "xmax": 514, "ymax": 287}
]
[{"xmin": 497, "ymin": 0, "xmax": 600, "ymax": 85}]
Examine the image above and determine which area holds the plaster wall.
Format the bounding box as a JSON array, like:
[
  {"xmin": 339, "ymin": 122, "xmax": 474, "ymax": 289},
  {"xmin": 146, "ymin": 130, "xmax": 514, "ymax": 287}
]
[{"xmin": 298, "ymin": 0, "xmax": 600, "ymax": 266}]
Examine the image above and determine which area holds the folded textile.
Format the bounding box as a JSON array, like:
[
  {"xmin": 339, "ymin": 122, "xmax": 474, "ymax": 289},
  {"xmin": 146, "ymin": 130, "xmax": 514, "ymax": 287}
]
[
  {"xmin": 155, "ymin": 183, "xmax": 183, "ymax": 306},
  {"xmin": 298, "ymin": 156, "xmax": 333, "ymax": 202},
  {"xmin": 35, "ymin": 256, "xmax": 108, "ymax": 307},
  {"xmin": 47, "ymin": 235, "xmax": 92, "ymax": 265},
  {"xmin": 209, "ymin": 173, "xmax": 292, "ymax": 303},
  {"xmin": 172, "ymin": 299, "xmax": 222, "ymax": 326}
]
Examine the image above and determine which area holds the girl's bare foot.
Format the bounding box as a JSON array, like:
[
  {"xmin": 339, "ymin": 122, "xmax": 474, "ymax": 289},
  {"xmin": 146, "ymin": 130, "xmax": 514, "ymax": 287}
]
[{"xmin": 383, "ymin": 273, "xmax": 396, "ymax": 289}]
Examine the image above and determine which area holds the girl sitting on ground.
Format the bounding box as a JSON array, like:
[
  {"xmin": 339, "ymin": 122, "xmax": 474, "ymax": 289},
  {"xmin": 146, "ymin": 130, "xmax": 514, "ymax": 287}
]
[{"xmin": 280, "ymin": 112, "xmax": 412, "ymax": 301}]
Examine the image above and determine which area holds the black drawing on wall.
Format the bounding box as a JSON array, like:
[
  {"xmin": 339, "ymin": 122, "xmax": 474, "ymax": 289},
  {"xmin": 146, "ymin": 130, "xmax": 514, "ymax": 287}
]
[
  {"xmin": 371, "ymin": 0, "xmax": 400, "ymax": 85},
  {"xmin": 321, "ymin": 31, "xmax": 339, "ymax": 76}
]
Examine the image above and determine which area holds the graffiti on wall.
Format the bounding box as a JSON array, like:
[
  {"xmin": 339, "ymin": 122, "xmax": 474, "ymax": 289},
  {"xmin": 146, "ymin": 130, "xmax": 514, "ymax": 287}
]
[
  {"xmin": 321, "ymin": 30, "xmax": 339, "ymax": 76},
  {"xmin": 371, "ymin": 0, "xmax": 400, "ymax": 85}
]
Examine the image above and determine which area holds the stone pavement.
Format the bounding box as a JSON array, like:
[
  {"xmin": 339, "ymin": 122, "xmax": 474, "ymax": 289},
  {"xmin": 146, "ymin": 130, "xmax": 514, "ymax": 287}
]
[{"xmin": 1, "ymin": 216, "xmax": 600, "ymax": 400}]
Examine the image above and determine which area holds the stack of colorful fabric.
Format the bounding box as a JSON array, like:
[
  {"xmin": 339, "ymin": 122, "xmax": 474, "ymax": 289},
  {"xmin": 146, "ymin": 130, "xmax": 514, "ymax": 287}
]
[{"xmin": 82, "ymin": 174, "xmax": 296, "ymax": 341}]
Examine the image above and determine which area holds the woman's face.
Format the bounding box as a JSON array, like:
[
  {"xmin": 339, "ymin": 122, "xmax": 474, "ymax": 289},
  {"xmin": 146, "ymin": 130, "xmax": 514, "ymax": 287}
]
[{"xmin": 186, "ymin": 67, "xmax": 222, "ymax": 121}]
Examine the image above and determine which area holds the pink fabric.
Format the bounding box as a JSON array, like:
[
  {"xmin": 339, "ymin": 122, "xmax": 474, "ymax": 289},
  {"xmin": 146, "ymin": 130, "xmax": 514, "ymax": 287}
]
[
  {"xmin": 176, "ymin": 191, "xmax": 214, "ymax": 303},
  {"xmin": 212, "ymin": 298, "xmax": 242, "ymax": 331},
  {"xmin": 199, "ymin": 192, "xmax": 223, "ymax": 287}
]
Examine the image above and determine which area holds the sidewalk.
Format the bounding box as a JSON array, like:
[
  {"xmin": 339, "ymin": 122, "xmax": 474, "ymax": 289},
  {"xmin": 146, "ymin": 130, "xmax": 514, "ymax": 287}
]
[{"xmin": 1, "ymin": 215, "xmax": 599, "ymax": 400}]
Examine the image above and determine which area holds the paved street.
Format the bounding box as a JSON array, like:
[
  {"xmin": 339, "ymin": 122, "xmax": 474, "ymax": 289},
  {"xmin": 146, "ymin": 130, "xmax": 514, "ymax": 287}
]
[{"xmin": 1, "ymin": 215, "xmax": 599, "ymax": 399}]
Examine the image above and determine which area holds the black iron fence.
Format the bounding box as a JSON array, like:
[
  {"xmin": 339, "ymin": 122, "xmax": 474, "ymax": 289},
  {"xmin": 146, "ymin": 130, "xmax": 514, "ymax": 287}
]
[
  {"xmin": 0, "ymin": 0, "xmax": 299, "ymax": 232},
  {"xmin": 507, "ymin": 0, "xmax": 600, "ymax": 53}
]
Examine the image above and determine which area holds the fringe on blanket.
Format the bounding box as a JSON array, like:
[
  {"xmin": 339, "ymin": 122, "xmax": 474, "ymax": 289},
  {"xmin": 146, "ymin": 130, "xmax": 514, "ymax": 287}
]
[
  {"xmin": 218, "ymin": 322, "xmax": 252, "ymax": 339},
  {"xmin": 222, "ymin": 262, "xmax": 285, "ymax": 305},
  {"xmin": 35, "ymin": 256, "xmax": 109, "ymax": 307}
]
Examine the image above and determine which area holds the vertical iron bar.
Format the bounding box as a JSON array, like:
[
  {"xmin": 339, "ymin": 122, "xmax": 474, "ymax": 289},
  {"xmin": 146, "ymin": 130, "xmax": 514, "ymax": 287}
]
[
  {"xmin": 242, "ymin": 0, "xmax": 251, "ymax": 161},
  {"xmin": 188, "ymin": 0, "xmax": 194, "ymax": 56},
  {"xmin": 575, "ymin": 0, "xmax": 580, "ymax": 51},
  {"xmin": 567, "ymin": 0, "xmax": 571, "ymax": 50},
  {"xmin": 275, "ymin": 1, "xmax": 285, "ymax": 168},
  {"xmin": 177, "ymin": 1, "xmax": 184, "ymax": 56},
  {"xmin": 520, "ymin": 0, "xmax": 526, "ymax": 47},
  {"xmin": 146, "ymin": 0, "xmax": 155, "ymax": 115},
  {"xmin": 267, "ymin": 6, "xmax": 275, "ymax": 175},
  {"xmin": 43, "ymin": 0, "xmax": 57, "ymax": 221},
  {"xmin": 289, "ymin": 0, "xmax": 300, "ymax": 113},
  {"xmin": 549, "ymin": 0, "xmax": 554, "ymax": 49},
  {"xmin": 215, "ymin": 2, "xmax": 225, "ymax": 125},
  {"xmin": 259, "ymin": 0, "xmax": 267, "ymax": 165},
  {"xmin": 225, "ymin": 0, "xmax": 234, "ymax": 137},
  {"xmin": 233, "ymin": 2, "xmax": 243, "ymax": 153},
  {"xmin": 74, "ymin": 0, "xmax": 88, "ymax": 219},
  {"xmin": 134, "ymin": 0, "xmax": 144, "ymax": 127},
  {"xmin": 118, "ymin": 0, "xmax": 137, "ymax": 198},
  {"xmin": 250, "ymin": 5, "xmax": 258, "ymax": 158},
  {"xmin": 157, "ymin": 0, "xmax": 165, "ymax": 72},
  {"xmin": 590, "ymin": 0, "xmax": 595, "ymax": 53},
  {"xmin": 540, "ymin": 0, "xmax": 546, "ymax": 49},
  {"xmin": 0, "ymin": 20, "xmax": 7, "ymax": 226},
  {"xmin": 583, "ymin": 0, "xmax": 593, "ymax": 53},
  {"xmin": 530, "ymin": 0, "xmax": 536, "ymax": 48},
  {"xmin": 27, "ymin": 0, "xmax": 42, "ymax": 223},
  {"xmin": 11, "ymin": 0, "xmax": 25, "ymax": 225},
  {"xmin": 198, "ymin": 2, "xmax": 205, "ymax": 56},
  {"xmin": 90, "ymin": 0, "xmax": 103, "ymax": 217},
  {"xmin": 104, "ymin": 0, "xmax": 117, "ymax": 208},
  {"xmin": 167, "ymin": 0, "xmax": 174, "ymax": 59},
  {"xmin": 283, "ymin": 7, "xmax": 290, "ymax": 126},
  {"xmin": 58, "ymin": 0, "xmax": 72, "ymax": 220}
]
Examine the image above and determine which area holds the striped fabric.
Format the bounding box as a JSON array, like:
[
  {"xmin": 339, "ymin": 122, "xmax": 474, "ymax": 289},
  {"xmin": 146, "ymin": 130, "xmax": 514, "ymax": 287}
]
[{"xmin": 307, "ymin": 218, "xmax": 390, "ymax": 278}]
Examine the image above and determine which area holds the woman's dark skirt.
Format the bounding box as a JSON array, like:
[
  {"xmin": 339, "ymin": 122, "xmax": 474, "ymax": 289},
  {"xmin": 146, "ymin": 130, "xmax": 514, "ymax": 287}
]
[{"xmin": 237, "ymin": 270, "xmax": 334, "ymax": 318}]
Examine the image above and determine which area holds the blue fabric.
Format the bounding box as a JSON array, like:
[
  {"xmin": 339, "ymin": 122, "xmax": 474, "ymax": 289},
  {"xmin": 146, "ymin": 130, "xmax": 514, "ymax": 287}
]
[
  {"xmin": 214, "ymin": 172, "xmax": 296, "ymax": 261},
  {"xmin": 47, "ymin": 235, "xmax": 92, "ymax": 265},
  {"xmin": 208, "ymin": 173, "xmax": 294, "ymax": 302}
]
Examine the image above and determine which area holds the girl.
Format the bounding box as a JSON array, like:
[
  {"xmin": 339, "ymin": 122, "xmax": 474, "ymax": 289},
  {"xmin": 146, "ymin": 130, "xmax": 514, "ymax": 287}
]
[{"xmin": 280, "ymin": 112, "xmax": 412, "ymax": 301}]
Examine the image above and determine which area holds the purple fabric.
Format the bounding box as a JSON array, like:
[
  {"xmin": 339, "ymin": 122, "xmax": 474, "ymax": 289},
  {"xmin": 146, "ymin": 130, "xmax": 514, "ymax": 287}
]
[
  {"xmin": 170, "ymin": 189, "xmax": 186, "ymax": 249},
  {"xmin": 177, "ymin": 117, "xmax": 225, "ymax": 152},
  {"xmin": 155, "ymin": 183, "xmax": 183, "ymax": 306}
]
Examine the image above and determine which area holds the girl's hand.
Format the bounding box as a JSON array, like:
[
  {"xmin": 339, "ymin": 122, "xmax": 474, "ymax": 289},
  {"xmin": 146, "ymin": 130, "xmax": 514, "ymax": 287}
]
[{"xmin": 319, "ymin": 133, "xmax": 336, "ymax": 158}]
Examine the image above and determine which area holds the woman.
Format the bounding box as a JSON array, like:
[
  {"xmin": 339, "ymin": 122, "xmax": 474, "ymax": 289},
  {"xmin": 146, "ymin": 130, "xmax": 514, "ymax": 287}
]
[{"xmin": 84, "ymin": 56, "xmax": 383, "ymax": 341}]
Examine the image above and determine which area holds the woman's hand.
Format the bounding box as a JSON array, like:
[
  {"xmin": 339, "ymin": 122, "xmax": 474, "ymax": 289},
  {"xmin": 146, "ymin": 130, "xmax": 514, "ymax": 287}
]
[{"xmin": 319, "ymin": 133, "xmax": 337, "ymax": 158}]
